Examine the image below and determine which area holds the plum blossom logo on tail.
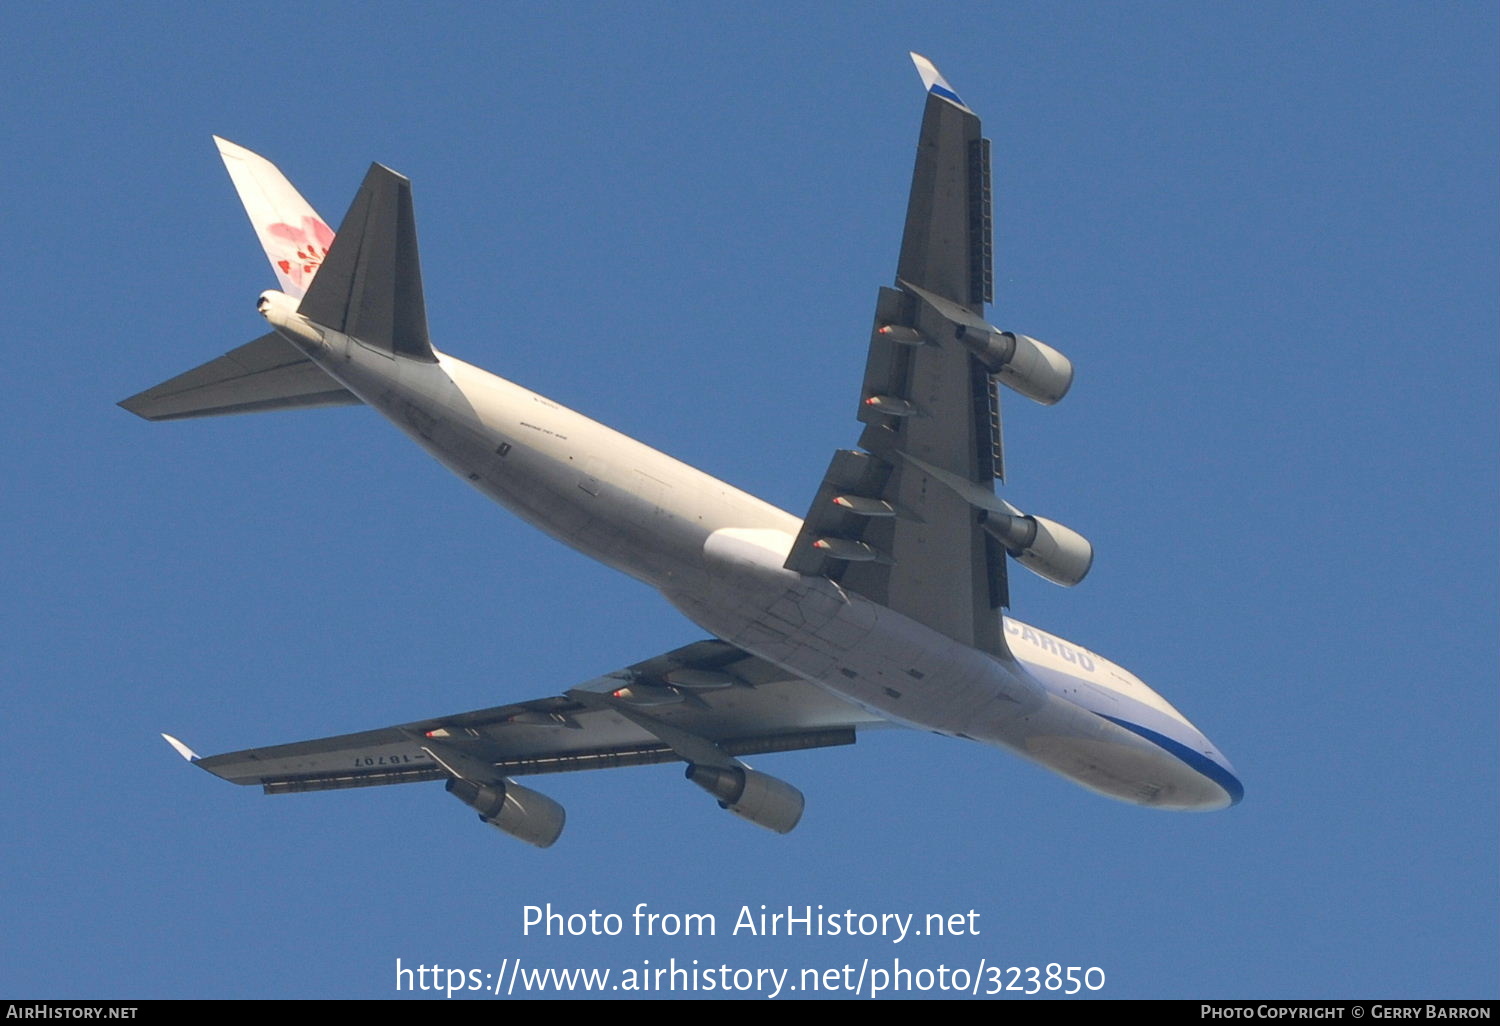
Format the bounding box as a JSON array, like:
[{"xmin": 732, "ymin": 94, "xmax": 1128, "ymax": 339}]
[{"xmin": 267, "ymin": 216, "xmax": 334, "ymax": 290}]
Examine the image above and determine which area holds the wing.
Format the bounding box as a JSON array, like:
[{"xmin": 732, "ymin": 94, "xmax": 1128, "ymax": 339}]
[
  {"xmin": 166, "ymin": 640, "xmax": 883, "ymax": 843},
  {"xmin": 785, "ymin": 55, "xmax": 1011, "ymax": 657}
]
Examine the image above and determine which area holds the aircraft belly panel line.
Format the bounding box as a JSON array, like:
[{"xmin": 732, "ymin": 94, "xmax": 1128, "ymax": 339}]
[{"xmin": 132, "ymin": 54, "xmax": 1241, "ymax": 848}]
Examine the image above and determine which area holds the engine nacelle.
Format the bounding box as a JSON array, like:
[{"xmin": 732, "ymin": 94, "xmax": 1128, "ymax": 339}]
[
  {"xmin": 982, "ymin": 512, "xmax": 1093, "ymax": 587},
  {"xmin": 956, "ymin": 326, "xmax": 1074, "ymax": 405},
  {"xmin": 685, "ymin": 764, "xmax": 804, "ymax": 834},
  {"xmin": 446, "ymin": 777, "xmax": 566, "ymax": 848}
]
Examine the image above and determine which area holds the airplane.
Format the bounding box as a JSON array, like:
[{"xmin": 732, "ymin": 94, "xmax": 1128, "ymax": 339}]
[{"xmin": 125, "ymin": 54, "xmax": 1242, "ymax": 848}]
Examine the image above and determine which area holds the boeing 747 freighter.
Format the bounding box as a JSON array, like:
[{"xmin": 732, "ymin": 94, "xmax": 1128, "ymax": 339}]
[{"xmin": 128, "ymin": 55, "xmax": 1242, "ymax": 847}]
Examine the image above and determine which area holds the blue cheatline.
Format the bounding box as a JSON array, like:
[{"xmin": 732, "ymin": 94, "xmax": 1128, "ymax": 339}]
[
  {"xmin": 929, "ymin": 82, "xmax": 965, "ymax": 107},
  {"xmin": 1098, "ymin": 714, "xmax": 1245, "ymax": 806}
]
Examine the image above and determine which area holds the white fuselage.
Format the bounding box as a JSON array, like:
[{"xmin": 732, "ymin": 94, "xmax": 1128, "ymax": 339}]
[{"xmin": 262, "ymin": 292, "xmax": 1242, "ymax": 811}]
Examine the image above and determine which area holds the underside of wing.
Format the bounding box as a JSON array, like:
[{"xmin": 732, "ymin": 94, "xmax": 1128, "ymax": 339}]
[
  {"xmin": 171, "ymin": 641, "xmax": 884, "ymax": 845},
  {"xmin": 787, "ymin": 59, "xmax": 1010, "ymax": 657},
  {"xmin": 785, "ymin": 56, "xmax": 1090, "ymax": 659}
]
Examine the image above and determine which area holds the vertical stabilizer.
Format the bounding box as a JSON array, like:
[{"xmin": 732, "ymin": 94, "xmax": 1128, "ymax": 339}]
[
  {"xmin": 296, "ymin": 164, "xmax": 435, "ymax": 362},
  {"xmin": 215, "ymin": 137, "xmax": 334, "ymax": 299}
]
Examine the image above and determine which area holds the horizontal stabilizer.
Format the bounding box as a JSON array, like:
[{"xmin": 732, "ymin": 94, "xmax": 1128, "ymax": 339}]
[
  {"xmin": 119, "ymin": 333, "xmax": 362, "ymax": 421},
  {"xmin": 297, "ymin": 163, "xmax": 435, "ymax": 362}
]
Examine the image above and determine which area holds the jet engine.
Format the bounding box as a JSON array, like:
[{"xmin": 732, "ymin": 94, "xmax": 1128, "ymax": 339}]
[
  {"xmin": 446, "ymin": 777, "xmax": 566, "ymax": 848},
  {"xmin": 955, "ymin": 326, "xmax": 1074, "ymax": 406},
  {"xmin": 898, "ymin": 282, "xmax": 1075, "ymax": 405},
  {"xmin": 982, "ymin": 512, "xmax": 1093, "ymax": 587},
  {"xmin": 685, "ymin": 764, "xmax": 804, "ymax": 834}
]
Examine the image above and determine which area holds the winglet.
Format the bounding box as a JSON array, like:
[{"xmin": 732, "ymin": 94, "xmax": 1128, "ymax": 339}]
[
  {"xmin": 909, "ymin": 52, "xmax": 968, "ymax": 110},
  {"xmin": 161, "ymin": 733, "xmax": 201, "ymax": 763}
]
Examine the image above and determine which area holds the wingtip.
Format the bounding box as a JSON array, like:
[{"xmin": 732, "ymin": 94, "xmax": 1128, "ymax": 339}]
[
  {"xmin": 161, "ymin": 733, "xmax": 200, "ymax": 763},
  {"xmin": 908, "ymin": 52, "xmax": 967, "ymax": 109},
  {"xmin": 118, "ymin": 394, "xmax": 155, "ymax": 421}
]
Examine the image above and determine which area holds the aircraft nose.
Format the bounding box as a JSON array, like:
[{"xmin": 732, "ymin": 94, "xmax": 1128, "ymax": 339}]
[
  {"xmin": 1165, "ymin": 749, "xmax": 1242, "ymax": 811},
  {"xmin": 1097, "ymin": 713, "xmax": 1243, "ymax": 810},
  {"xmin": 1162, "ymin": 733, "xmax": 1244, "ymax": 810},
  {"xmin": 1171, "ymin": 741, "xmax": 1242, "ymax": 810},
  {"xmin": 1207, "ymin": 755, "xmax": 1245, "ymax": 808},
  {"xmin": 1178, "ymin": 741, "xmax": 1242, "ymax": 810},
  {"xmin": 1164, "ymin": 748, "xmax": 1243, "ymax": 811}
]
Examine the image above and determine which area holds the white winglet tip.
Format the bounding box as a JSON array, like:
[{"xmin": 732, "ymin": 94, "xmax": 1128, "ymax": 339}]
[
  {"xmin": 213, "ymin": 135, "xmax": 250, "ymax": 159},
  {"xmin": 908, "ymin": 52, "xmax": 967, "ymax": 109},
  {"xmin": 161, "ymin": 733, "xmax": 200, "ymax": 763}
]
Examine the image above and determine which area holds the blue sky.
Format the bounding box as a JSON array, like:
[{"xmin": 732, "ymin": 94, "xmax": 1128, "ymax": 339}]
[{"xmin": 2, "ymin": 2, "xmax": 1495, "ymax": 1000}]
